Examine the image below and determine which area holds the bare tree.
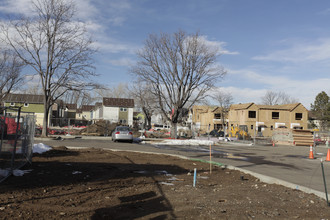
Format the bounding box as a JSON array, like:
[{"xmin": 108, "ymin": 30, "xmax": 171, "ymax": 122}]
[
  {"xmin": 211, "ymin": 89, "xmax": 233, "ymax": 131},
  {"xmin": 129, "ymin": 81, "xmax": 157, "ymax": 130},
  {"xmin": 131, "ymin": 30, "xmax": 226, "ymax": 138},
  {"xmin": 94, "ymin": 83, "xmax": 129, "ymax": 101},
  {"xmin": 62, "ymin": 90, "xmax": 94, "ymax": 107},
  {"xmin": 1, "ymin": 0, "xmax": 97, "ymax": 136},
  {"xmin": 0, "ymin": 49, "xmax": 24, "ymax": 102},
  {"xmin": 261, "ymin": 91, "xmax": 298, "ymax": 105}
]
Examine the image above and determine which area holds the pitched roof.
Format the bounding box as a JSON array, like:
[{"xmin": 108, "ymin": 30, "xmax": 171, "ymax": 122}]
[
  {"xmin": 103, "ymin": 97, "xmax": 134, "ymax": 108},
  {"xmin": 230, "ymin": 103, "xmax": 254, "ymax": 110},
  {"xmin": 229, "ymin": 102, "xmax": 306, "ymax": 112},
  {"xmin": 257, "ymin": 103, "xmax": 301, "ymax": 111},
  {"xmin": 65, "ymin": 104, "xmax": 77, "ymax": 110},
  {"xmin": 81, "ymin": 105, "xmax": 94, "ymax": 111},
  {"xmin": 4, "ymin": 93, "xmax": 44, "ymax": 104}
]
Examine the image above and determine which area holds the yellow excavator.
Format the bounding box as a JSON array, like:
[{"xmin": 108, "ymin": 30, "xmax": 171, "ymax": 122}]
[{"xmin": 229, "ymin": 125, "xmax": 249, "ymax": 139}]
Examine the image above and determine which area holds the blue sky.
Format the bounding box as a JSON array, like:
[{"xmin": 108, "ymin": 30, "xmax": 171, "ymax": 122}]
[{"xmin": 1, "ymin": 0, "xmax": 330, "ymax": 109}]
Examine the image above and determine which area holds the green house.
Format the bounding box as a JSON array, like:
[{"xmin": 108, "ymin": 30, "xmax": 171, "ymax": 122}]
[{"xmin": 3, "ymin": 93, "xmax": 44, "ymax": 126}]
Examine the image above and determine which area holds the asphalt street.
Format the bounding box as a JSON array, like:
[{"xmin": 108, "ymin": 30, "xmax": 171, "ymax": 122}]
[{"xmin": 37, "ymin": 137, "xmax": 330, "ymax": 200}]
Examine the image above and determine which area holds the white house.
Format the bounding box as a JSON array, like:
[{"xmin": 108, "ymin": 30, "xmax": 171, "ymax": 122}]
[{"xmin": 92, "ymin": 98, "xmax": 134, "ymax": 126}]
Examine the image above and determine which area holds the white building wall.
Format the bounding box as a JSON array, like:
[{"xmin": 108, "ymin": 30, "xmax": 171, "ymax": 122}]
[
  {"xmin": 93, "ymin": 107, "xmax": 102, "ymax": 120},
  {"xmin": 151, "ymin": 113, "xmax": 164, "ymax": 125},
  {"xmin": 35, "ymin": 113, "xmax": 44, "ymax": 126},
  {"xmin": 128, "ymin": 108, "xmax": 133, "ymax": 126},
  {"xmin": 103, "ymin": 106, "xmax": 119, "ymax": 123}
]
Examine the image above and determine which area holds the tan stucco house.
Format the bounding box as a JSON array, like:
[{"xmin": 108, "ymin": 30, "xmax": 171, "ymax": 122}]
[
  {"xmin": 189, "ymin": 105, "xmax": 227, "ymax": 134},
  {"xmin": 228, "ymin": 103, "xmax": 309, "ymax": 137}
]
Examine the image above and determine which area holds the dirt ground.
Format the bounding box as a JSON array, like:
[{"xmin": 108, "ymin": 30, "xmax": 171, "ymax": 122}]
[{"xmin": 0, "ymin": 147, "xmax": 330, "ymax": 219}]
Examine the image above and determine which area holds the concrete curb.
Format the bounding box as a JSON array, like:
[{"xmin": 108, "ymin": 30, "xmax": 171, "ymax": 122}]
[{"xmin": 65, "ymin": 146, "xmax": 329, "ymax": 201}]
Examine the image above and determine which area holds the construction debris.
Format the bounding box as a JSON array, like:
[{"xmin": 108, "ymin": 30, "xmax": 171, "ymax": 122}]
[
  {"xmin": 272, "ymin": 128, "xmax": 314, "ymax": 146},
  {"xmin": 77, "ymin": 120, "xmax": 118, "ymax": 136}
]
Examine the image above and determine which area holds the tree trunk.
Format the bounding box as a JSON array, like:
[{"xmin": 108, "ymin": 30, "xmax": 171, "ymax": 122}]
[
  {"xmin": 147, "ymin": 117, "xmax": 152, "ymax": 130},
  {"xmin": 41, "ymin": 96, "xmax": 50, "ymax": 137},
  {"xmin": 41, "ymin": 107, "xmax": 49, "ymax": 137},
  {"xmin": 170, "ymin": 122, "xmax": 177, "ymax": 139}
]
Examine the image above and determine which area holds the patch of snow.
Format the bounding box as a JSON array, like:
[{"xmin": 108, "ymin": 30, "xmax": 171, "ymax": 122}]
[
  {"xmin": 0, "ymin": 169, "xmax": 32, "ymax": 177},
  {"xmin": 33, "ymin": 143, "xmax": 52, "ymax": 154},
  {"xmin": 0, "ymin": 169, "xmax": 9, "ymax": 176},
  {"xmin": 152, "ymin": 139, "xmax": 215, "ymax": 146},
  {"xmin": 159, "ymin": 182, "xmax": 174, "ymax": 186},
  {"xmin": 155, "ymin": 170, "xmax": 168, "ymax": 175},
  {"xmin": 72, "ymin": 171, "xmax": 82, "ymax": 175},
  {"xmin": 133, "ymin": 170, "xmax": 148, "ymax": 174},
  {"xmin": 13, "ymin": 169, "xmax": 32, "ymax": 176}
]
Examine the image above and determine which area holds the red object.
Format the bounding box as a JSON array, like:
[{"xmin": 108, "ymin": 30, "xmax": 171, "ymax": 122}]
[
  {"xmin": 170, "ymin": 108, "xmax": 174, "ymax": 119},
  {"xmin": 1, "ymin": 117, "xmax": 20, "ymax": 135}
]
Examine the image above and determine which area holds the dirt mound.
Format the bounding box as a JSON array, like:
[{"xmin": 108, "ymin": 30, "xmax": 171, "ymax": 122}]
[{"xmin": 78, "ymin": 120, "xmax": 118, "ymax": 136}]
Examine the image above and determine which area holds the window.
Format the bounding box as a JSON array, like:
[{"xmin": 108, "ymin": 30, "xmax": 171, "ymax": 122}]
[
  {"xmin": 251, "ymin": 125, "xmax": 253, "ymax": 130},
  {"xmin": 295, "ymin": 113, "xmax": 302, "ymax": 120},
  {"xmin": 272, "ymin": 112, "xmax": 279, "ymax": 119},
  {"xmin": 120, "ymin": 108, "xmax": 127, "ymax": 112},
  {"xmin": 24, "ymin": 103, "xmax": 29, "ymax": 107},
  {"xmin": 271, "ymin": 125, "xmax": 273, "ymax": 130},
  {"xmin": 248, "ymin": 111, "xmax": 256, "ymax": 118},
  {"xmin": 214, "ymin": 113, "xmax": 221, "ymax": 119},
  {"xmin": 10, "ymin": 102, "xmax": 15, "ymax": 106},
  {"xmin": 120, "ymin": 119, "xmax": 127, "ymax": 124}
]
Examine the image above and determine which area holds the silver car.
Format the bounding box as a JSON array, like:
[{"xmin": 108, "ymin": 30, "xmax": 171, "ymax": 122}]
[{"xmin": 112, "ymin": 126, "xmax": 133, "ymax": 143}]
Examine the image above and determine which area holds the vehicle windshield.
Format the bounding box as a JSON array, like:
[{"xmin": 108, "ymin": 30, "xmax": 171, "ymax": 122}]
[{"xmin": 117, "ymin": 127, "xmax": 130, "ymax": 131}]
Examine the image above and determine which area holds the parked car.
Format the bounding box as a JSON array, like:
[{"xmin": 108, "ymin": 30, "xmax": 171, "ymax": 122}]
[
  {"xmin": 208, "ymin": 129, "xmax": 225, "ymax": 137},
  {"xmin": 112, "ymin": 126, "xmax": 133, "ymax": 143},
  {"xmin": 314, "ymin": 138, "xmax": 326, "ymax": 145}
]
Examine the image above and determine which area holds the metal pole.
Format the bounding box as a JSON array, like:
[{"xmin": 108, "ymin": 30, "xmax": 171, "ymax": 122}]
[
  {"xmin": 254, "ymin": 123, "xmax": 256, "ymax": 146},
  {"xmin": 320, "ymin": 159, "xmax": 330, "ymax": 206}
]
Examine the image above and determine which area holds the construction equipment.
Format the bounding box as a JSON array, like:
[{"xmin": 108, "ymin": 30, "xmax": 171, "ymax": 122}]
[{"xmin": 229, "ymin": 125, "xmax": 249, "ymax": 139}]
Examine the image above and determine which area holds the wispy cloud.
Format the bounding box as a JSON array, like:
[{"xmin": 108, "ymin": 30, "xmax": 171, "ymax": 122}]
[
  {"xmin": 318, "ymin": 8, "xmax": 330, "ymax": 15},
  {"xmin": 0, "ymin": 0, "xmax": 33, "ymax": 16},
  {"xmin": 92, "ymin": 40, "xmax": 139, "ymax": 54},
  {"xmin": 107, "ymin": 57, "xmax": 134, "ymax": 66},
  {"xmin": 198, "ymin": 36, "xmax": 239, "ymax": 55},
  {"xmin": 225, "ymin": 67, "xmax": 330, "ymax": 108},
  {"xmin": 0, "ymin": 0, "xmax": 98, "ymax": 19},
  {"xmin": 252, "ymin": 38, "xmax": 330, "ymax": 63}
]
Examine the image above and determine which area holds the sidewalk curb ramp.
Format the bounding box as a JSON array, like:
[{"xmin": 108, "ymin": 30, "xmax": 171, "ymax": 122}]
[{"xmin": 66, "ymin": 146, "xmax": 329, "ymax": 201}]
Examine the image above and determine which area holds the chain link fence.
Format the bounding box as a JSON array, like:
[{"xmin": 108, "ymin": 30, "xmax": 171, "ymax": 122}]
[
  {"xmin": 0, "ymin": 107, "xmax": 35, "ymax": 182},
  {"xmin": 50, "ymin": 118, "xmax": 92, "ymax": 128},
  {"xmin": 314, "ymin": 131, "xmax": 330, "ymax": 146}
]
